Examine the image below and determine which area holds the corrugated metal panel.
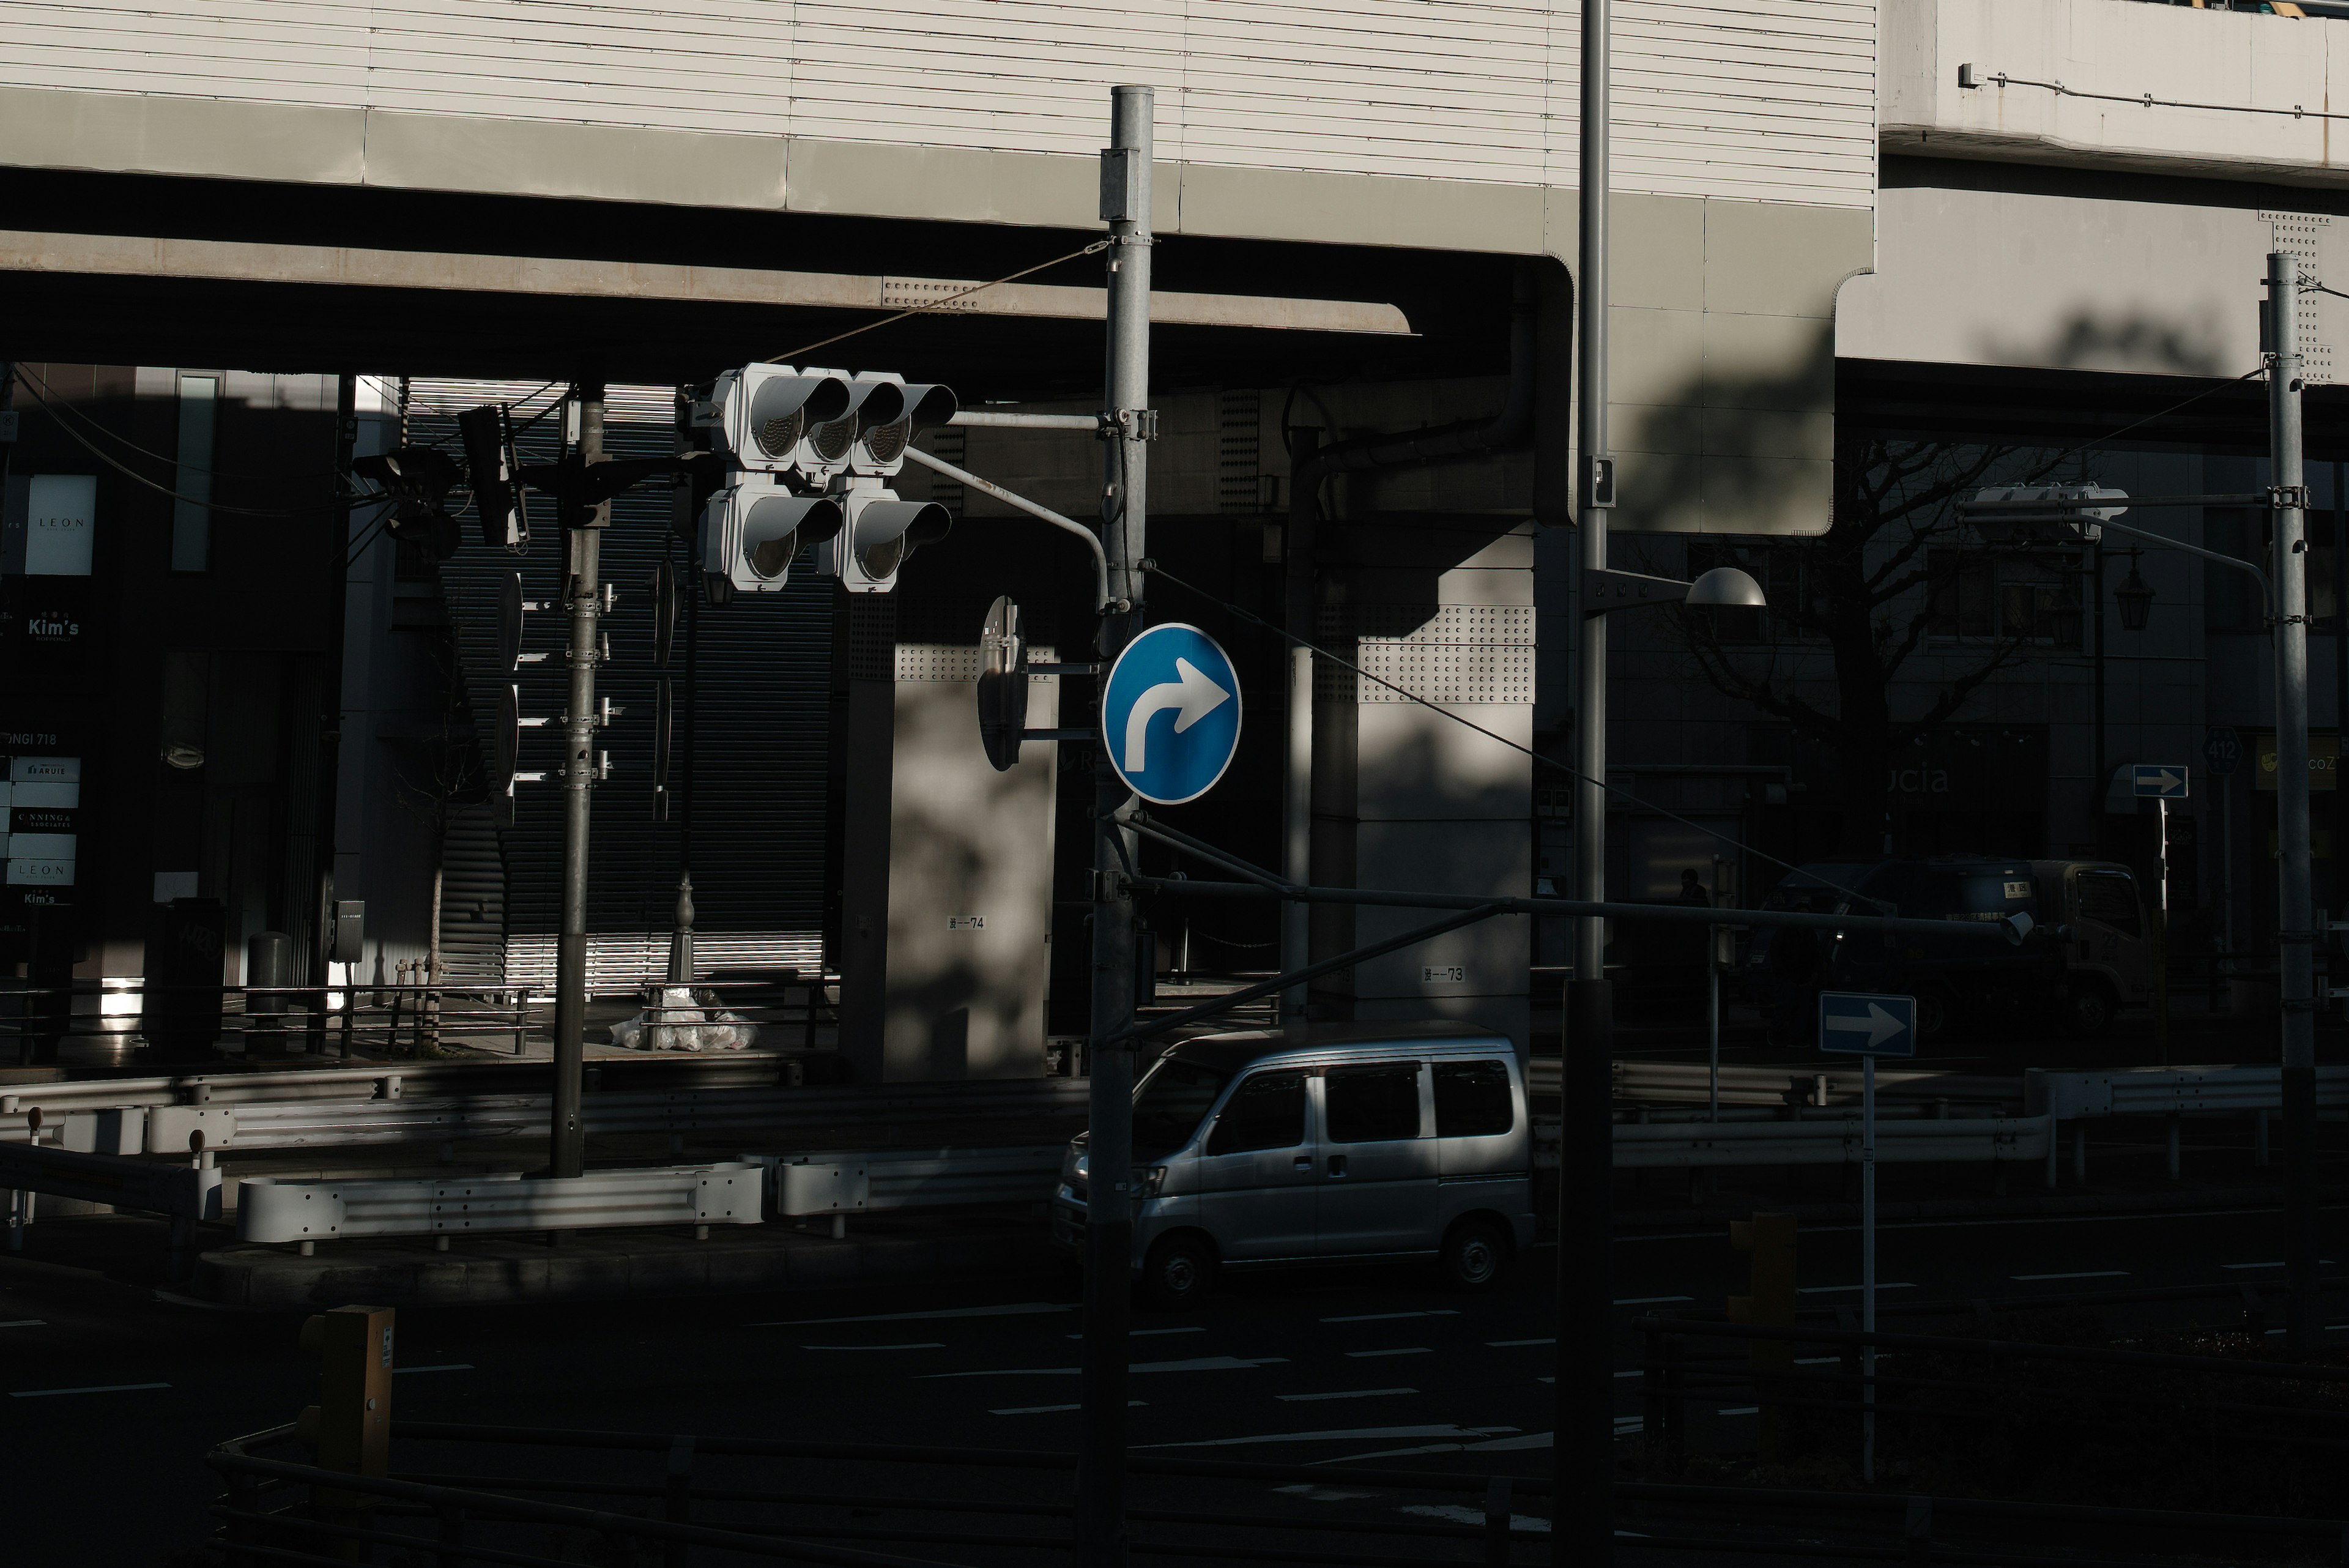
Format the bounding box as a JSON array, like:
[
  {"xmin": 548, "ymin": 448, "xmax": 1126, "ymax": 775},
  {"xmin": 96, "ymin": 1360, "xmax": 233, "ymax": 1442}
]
[
  {"xmin": 0, "ymin": 1, "xmax": 1876, "ymax": 209},
  {"xmin": 435, "ymin": 798, "xmax": 505, "ymax": 984},
  {"xmin": 404, "ymin": 376, "xmax": 829, "ymax": 996}
]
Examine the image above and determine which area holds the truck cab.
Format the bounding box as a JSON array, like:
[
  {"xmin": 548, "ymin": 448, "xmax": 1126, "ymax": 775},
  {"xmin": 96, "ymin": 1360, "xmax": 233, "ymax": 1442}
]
[{"xmin": 2028, "ymin": 859, "xmax": 2155, "ymax": 1036}]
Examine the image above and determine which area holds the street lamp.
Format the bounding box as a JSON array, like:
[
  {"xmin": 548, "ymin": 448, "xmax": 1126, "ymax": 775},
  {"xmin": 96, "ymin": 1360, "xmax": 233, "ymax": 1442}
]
[{"xmin": 2115, "ymin": 557, "xmax": 2154, "ymax": 633}]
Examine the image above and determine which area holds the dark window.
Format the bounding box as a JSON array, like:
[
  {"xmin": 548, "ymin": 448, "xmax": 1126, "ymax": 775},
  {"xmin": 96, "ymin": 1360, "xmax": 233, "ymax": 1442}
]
[
  {"xmin": 1325, "ymin": 1063, "xmax": 1423, "ymax": 1143},
  {"xmin": 1928, "ymin": 550, "xmax": 1998, "ymax": 639},
  {"xmin": 1206, "ymin": 1071, "xmax": 1307, "ymax": 1155},
  {"xmin": 2076, "ymin": 871, "xmax": 2141, "ymax": 937},
  {"xmin": 1929, "ymin": 550, "xmax": 2082, "ymax": 647},
  {"xmin": 1433, "ymin": 1060, "xmax": 1514, "ymax": 1137},
  {"xmin": 1132, "ymin": 1059, "xmax": 1228, "ymax": 1158}
]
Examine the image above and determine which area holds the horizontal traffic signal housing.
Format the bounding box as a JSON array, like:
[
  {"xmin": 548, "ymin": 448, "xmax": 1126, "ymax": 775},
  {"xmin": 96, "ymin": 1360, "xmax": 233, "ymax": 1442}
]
[
  {"xmin": 700, "ymin": 474, "xmax": 844, "ymax": 601},
  {"xmin": 697, "ymin": 365, "xmax": 852, "ymax": 474},
  {"xmin": 820, "ymin": 477, "xmax": 952, "ymax": 593}
]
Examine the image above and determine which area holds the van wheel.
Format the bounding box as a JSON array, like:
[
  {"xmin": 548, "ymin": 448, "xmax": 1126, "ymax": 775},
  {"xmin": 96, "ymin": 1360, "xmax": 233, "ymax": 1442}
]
[
  {"xmin": 1439, "ymin": 1218, "xmax": 1509, "ymax": 1292},
  {"xmin": 2065, "ymin": 978, "xmax": 2117, "ymax": 1039},
  {"xmin": 1140, "ymin": 1233, "xmax": 1217, "ymax": 1311}
]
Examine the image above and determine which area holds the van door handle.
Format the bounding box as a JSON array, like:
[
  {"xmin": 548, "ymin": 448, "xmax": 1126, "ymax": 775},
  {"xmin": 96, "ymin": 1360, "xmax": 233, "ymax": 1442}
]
[
  {"xmin": 1327, "ymin": 1156, "xmax": 1347, "ymax": 1177},
  {"xmin": 1293, "ymin": 1156, "xmax": 1313, "ymax": 1171}
]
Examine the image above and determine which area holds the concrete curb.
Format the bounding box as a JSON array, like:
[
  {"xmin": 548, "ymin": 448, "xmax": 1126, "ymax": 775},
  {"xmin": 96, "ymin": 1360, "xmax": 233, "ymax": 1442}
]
[{"xmin": 191, "ymin": 1219, "xmax": 1062, "ymax": 1311}]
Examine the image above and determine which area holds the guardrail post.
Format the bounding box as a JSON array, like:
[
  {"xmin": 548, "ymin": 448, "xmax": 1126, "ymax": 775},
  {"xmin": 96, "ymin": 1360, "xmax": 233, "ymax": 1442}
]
[
  {"xmin": 1904, "ymin": 1493, "xmax": 1932, "ymax": 1566},
  {"xmin": 665, "ymin": 1433, "xmax": 695, "ymax": 1568},
  {"xmin": 1482, "ymin": 1474, "xmax": 1512, "ymax": 1567}
]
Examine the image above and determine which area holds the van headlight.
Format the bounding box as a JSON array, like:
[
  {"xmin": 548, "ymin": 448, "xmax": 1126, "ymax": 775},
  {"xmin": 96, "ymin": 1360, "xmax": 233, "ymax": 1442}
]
[{"xmin": 1136, "ymin": 1165, "xmax": 1167, "ymax": 1198}]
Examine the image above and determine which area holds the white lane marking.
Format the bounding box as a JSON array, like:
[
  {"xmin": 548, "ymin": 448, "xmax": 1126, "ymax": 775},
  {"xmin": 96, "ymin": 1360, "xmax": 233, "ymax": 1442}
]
[
  {"xmin": 1319, "ymin": 1309, "xmax": 1460, "ymax": 1323},
  {"xmin": 1614, "ymin": 1295, "xmax": 1693, "ymax": 1306},
  {"xmin": 801, "ymin": 1343, "xmax": 946, "ymax": 1351},
  {"xmin": 1278, "ymin": 1388, "xmax": 1416, "ymax": 1402},
  {"xmin": 1613, "ymin": 1416, "xmax": 1643, "ymax": 1430},
  {"xmin": 1612, "ymin": 1370, "xmax": 1642, "ymax": 1379},
  {"xmin": 921, "ymin": 1356, "xmax": 1285, "ymax": 1378},
  {"xmin": 2223, "ymin": 1261, "xmax": 2285, "ymax": 1270},
  {"xmin": 1319, "ymin": 1430, "xmax": 1552, "ymax": 1465},
  {"xmin": 0, "ymin": 1320, "xmax": 46, "ymax": 1329},
  {"xmin": 1490, "ymin": 1338, "xmax": 1554, "ymax": 1347},
  {"xmin": 1537, "ymin": 1376, "xmax": 1554, "ymax": 1383},
  {"xmin": 12, "ymin": 1382, "xmax": 170, "ymax": 1398},
  {"xmin": 1141, "ymin": 1424, "xmax": 1516, "ymax": 1450},
  {"xmin": 1403, "ymin": 1504, "xmax": 1552, "ymax": 1533},
  {"xmin": 393, "ymin": 1364, "xmax": 474, "ymax": 1375},
  {"xmin": 2011, "ymin": 1271, "xmax": 2128, "ymax": 1282},
  {"xmin": 763, "ymin": 1302, "xmax": 1073, "ymax": 1327},
  {"xmin": 992, "ymin": 1402, "xmax": 1146, "ymax": 1415},
  {"xmin": 1273, "ymin": 1484, "xmax": 1376, "ymax": 1501},
  {"xmin": 1794, "ymin": 1357, "xmax": 1839, "ymax": 1365},
  {"xmin": 1799, "ymin": 1284, "xmax": 1916, "ymax": 1294},
  {"xmin": 1346, "ymin": 1348, "xmax": 1431, "ymax": 1358},
  {"xmin": 1069, "ymin": 1327, "xmax": 1202, "ymax": 1339},
  {"xmin": 1718, "ymin": 1406, "xmax": 1760, "ymax": 1416}
]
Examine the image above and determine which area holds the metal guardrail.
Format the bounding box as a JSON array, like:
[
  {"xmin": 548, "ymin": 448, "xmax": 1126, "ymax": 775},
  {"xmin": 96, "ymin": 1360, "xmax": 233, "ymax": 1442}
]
[
  {"xmin": 750, "ymin": 1146, "xmax": 1066, "ymax": 1218},
  {"xmin": 236, "ymin": 1163, "xmax": 763, "ymax": 1244},
  {"xmin": 1607, "ymin": 1113, "xmax": 2050, "ymax": 1169},
  {"xmin": 1522, "ymin": 1057, "xmax": 2026, "ymax": 1112},
  {"xmin": 0, "ymin": 1138, "xmax": 221, "ymax": 1270},
  {"xmin": 2027, "ymin": 1063, "xmax": 2349, "ymax": 1120},
  {"xmin": 2, "ymin": 1071, "xmax": 1091, "ymax": 1152}
]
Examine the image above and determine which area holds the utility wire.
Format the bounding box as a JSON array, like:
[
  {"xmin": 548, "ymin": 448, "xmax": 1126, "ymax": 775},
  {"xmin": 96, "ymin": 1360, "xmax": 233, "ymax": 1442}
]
[
  {"xmin": 1976, "ymin": 70, "xmax": 2349, "ymax": 124},
  {"xmin": 764, "ymin": 241, "xmax": 1111, "ymax": 365},
  {"xmin": 2043, "ymin": 364, "xmax": 2268, "ymax": 474},
  {"xmin": 11, "ymin": 362, "xmax": 354, "ymax": 488},
  {"xmin": 1141, "ymin": 560, "xmax": 1885, "ymax": 912},
  {"xmin": 18, "ymin": 373, "xmax": 362, "ymax": 519}
]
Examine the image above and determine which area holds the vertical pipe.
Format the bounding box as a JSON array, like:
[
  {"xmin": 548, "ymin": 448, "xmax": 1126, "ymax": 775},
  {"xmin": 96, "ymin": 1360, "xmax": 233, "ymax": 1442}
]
[
  {"xmin": 1284, "ymin": 431, "xmax": 1321, "ymax": 1023},
  {"xmin": 1862, "ymin": 1053, "xmax": 1877, "ymax": 1485},
  {"xmin": 2093, "ymin": 541, "xmax": 2106, "ymax": 838},
  {"xmin": 2156, "ymin": 795, "xmax": 2170, "ymax": 1066},
  {"xmin": 2267, "ymin": 252, "xmax": 2320, "ymax": 1353},
  {"xmin": 552, "ymin": 384, "xmax": 605, "ymax": 1180},
  {"xmin": 1559, "ymin": 2, "xmax": 1616, "ymax": 1562},
  {"xmin": 1075, "ymin": 83, "xmax": 1152, "ymax": 1568},
  {"xmin": 314, "ymin": 374, "xmax": 358, "ymax": 1057}
]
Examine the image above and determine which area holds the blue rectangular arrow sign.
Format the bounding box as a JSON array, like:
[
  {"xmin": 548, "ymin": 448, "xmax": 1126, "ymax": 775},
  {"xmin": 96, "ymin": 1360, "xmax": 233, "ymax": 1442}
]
[
  {"xmin": 1817, "ymin": 991, "xmax": 1917, "ymax": 1058},
  {"xmin": 2131, "ymin": 764, "xmax": 2189, "ymax": 799}
]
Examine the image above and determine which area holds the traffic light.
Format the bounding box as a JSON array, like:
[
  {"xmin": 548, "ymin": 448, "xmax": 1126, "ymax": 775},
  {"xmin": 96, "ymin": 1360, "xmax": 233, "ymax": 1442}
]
[
  {"xmin": 820, "ymin": 477, "xmax": 952, "ymax": 593},
  {"xmin": 697, "ymin": 365, "xmax": 852, "ymax": 475},
  {"xmin": 700, "ymin": 473, "xmax": 844, "ymax": 601},
  {"xmin": 354, "ymin": 445, "xmax": 461, "ymax": 561},
  {"xmin": 841, "ymin": 373, "xmax": 959, "ymax": 477},
  {"xmin": 458, "ymin": 404, "xmax": 528, "ymax": 553}
]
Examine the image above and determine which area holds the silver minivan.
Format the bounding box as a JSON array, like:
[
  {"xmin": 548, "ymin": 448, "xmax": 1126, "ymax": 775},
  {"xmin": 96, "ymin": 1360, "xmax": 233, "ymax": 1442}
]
[{"xmin": 1050, "ymin": 1023, "xmax": 1537, "ymax": 1308}]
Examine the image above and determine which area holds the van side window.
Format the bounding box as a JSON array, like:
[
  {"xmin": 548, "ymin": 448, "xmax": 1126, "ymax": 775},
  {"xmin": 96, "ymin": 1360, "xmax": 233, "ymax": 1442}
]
[
  {"xmin": 1206, "ymin": 1072, "xmax": 1307, "ymax": 1155},
  {"xmin": 1325, "ymin": 1063, "xmax": 1423, "ymax": 1143},
  {"xmin": 1434, "ymin": 1060, "xmax": 1513, "ymax": 1137},
  {"xmin": 2076, "ymin": 871, "xmax": 2140, "ymax": 937}
]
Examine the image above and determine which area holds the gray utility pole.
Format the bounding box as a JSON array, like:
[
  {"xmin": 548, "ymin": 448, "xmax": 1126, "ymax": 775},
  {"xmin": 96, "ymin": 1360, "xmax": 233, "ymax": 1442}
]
[
  {"xmin": 1560, "ymin": 0, "xmax": 1618, "ymax": 1561},
  {"xmin": 551, "ymin": 382, "xmax": 608, "ymax": 1180},
  {"xmin": 1282, "ymin": 430, "xmax": 1318, "ymax": 1024},
  {"xmin": 1075, "ymin": 83, "xmax": 1152, "ymax": 1568},
  {"xmin": 2267, "ymin": 253, "xmax": 2321, "ymax": 1352}
]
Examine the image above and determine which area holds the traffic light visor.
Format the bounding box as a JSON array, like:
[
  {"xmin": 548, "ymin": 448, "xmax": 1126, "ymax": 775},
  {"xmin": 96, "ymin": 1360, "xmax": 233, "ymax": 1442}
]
[
  {"xmin": 746, "ymin": 371, "xmax": 852, "ymax": 461},
  {"xmin": 742, "ymin": 493, "xmax": 844, "ymax": 584},
  {"xmin": 850, "ymin": 497, "xmax": 953, "ymax": 582},
  {"xmin": 862, "ymin": 383, "xmax": 958, "ymax": 466}
]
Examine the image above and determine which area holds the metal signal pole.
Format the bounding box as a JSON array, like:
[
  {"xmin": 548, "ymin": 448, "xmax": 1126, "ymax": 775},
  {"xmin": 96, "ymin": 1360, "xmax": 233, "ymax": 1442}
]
[
  {"xmin": 2267, "ymin": 253, "xmax": 2321, "ymax": 1353},
  {"xmin": 1074, "ymin": 83, "xmax": 1153, "ymax": 1568},
  {"xmin": 551, "ymin": 383, "xmax": 607, "ymax": 1180},
  {"xmin": 1559, "ymin": 1, "xmax": 1618, "ymax": 1562}
]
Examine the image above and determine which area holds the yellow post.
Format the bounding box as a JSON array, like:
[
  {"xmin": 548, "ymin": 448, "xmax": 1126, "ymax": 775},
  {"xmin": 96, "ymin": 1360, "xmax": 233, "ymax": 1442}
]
[
  {"xmin": 297, "ymin": 1304, "xmax": 395, "ymax": 1526},
  {"xmin": 1728, "ymin": 1213, "xmax": 1797, "ymax": 1463}
]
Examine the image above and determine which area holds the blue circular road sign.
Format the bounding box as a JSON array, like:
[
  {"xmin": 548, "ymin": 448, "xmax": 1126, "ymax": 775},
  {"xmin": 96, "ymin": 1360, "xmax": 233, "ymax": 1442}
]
[{"xmin": 1100, "ymin": 622, "xmax": 1242, "ymax": 804}]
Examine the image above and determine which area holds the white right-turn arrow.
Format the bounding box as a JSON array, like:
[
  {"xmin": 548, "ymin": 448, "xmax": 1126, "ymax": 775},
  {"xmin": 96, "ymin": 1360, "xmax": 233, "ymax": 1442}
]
[
  {"xmin": 1824, "ymin": 1003, "xmax": 1906, "ymax": 1049},
  {"xmin": 1123, "ymin": 658, "xmax": 1231, "ymax": 772}
]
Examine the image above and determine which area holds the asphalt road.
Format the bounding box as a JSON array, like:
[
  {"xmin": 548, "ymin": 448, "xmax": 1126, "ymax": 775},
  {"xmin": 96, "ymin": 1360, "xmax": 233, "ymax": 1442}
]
[{"xmin": 6, "ymin": 1198, "xmax": 2345, "ymax": 1566}]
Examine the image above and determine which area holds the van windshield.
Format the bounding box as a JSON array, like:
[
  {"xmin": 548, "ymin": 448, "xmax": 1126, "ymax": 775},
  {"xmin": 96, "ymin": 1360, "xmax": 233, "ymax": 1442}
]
[{"xmin": 1132, "ymin": 1058, "xmax": 1230, "ymax": 1158}]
